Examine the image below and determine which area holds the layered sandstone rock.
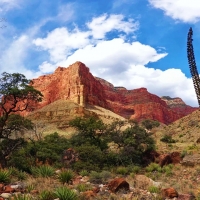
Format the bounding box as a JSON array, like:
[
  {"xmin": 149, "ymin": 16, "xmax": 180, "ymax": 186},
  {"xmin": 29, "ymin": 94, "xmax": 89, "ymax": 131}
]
[
  {"xmin": 161, "ymin": 96, "xmax": 197, "ymax": 116},
  {"xmin": 31, "ymin": 61, "xmax": 108, "ymax": 110},
  {"xmin": 29, "ymin": 61, "xmax": 197, "ymax": 124}
]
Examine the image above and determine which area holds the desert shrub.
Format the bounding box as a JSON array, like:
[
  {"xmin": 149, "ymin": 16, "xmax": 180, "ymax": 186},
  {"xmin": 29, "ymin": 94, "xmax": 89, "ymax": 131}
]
[
  {"xmin": 72, "ymin": 144, "xmax": 115, "ymax": 171},
  {"xmin": 110, "ymin": 124, "xmax": 155, "ymax": 165},
  {"xmin": 79, "ymin": 170, "xmax": 89, "ymax": 177},
  {"xmin": 58, "ymin": 169, "xmax": 75, "ymax": 185},
  {"xmin": 116, "ymin": 166, "xmax": 129, "ymax": 175},
  {"xmin": 30, "ymin": 165, "xmax": 55, "ymax": 178},
  {"xmin": 89, "ymin": 170, "xmax": 112, "ymax": 184},
  {"xmin": 8, "ymin": 132, "xmax": 70, "ymax": 171},
  {"xmin": 54, "ymin": 186, "xmax": 78, "ymax": 200},
  {"xmin": 146, "ymin": 163, "xmax": 162, "ymax": 173},
  {"xmin": 128, "ymin": 165, "xmax": 141, "ymax": 174},
  {"xmin": 69, "ymin": 117, "xmax": 108, "ymax": 151},
  {"xmin": 39, "ymin": 190, "xmax": 55, "ymax": 200},
  {"xmin": 26, "ymin": 184, "xmax": 35, "ymax": 193},
  {"xmin": 162, "ymin": 164, "xmax": 173, "ymax": 176},
  {"xmin": 160, "ymin": 134, "xmax": 176, "ymax": 143},
  {"xmin": 99, "ymin": 170, "xmax": 112, "ymax": 183},
  {"xmin": 142, "ymin": 119, "xmax": 160, "ymax": 130},
  {"xmin": 76, "ymin": 183, "xmax": 92, "ymax": 192},
  {"xmin": 89, "ymin": 171, "xmax": 103, "ymax": 184},
  {"xmin": 15, "ymin": 170, "xmax": 28, "ymax": 181},
  {"xmin": 148, "ymin": 186, "xmax": 160, "ymax": 193},
  {"xmin": 0, "ymin": 169, "xmax": 11, "ymax": 183},
  {"xmin": 11, "ymin": 194, "xmax": 35, "ymax": 200}
]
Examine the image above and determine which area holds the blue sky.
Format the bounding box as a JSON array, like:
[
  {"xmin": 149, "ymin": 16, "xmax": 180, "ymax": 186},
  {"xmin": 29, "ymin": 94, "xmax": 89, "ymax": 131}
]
[{"xmin": 1, "ymin": 0, "xmax": 200, "ymax": 106}]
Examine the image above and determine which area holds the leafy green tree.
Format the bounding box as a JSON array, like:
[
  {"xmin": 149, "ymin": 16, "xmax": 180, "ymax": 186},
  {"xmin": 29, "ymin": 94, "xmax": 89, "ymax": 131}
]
[
  {"xmin": 109, "ymin": 122, "xmax": 155, "ymax": 165},
  {"xmin": 0, "ymin": 72, "xmax": 43, "ymax": 168},
  {"xmin": 141, "ymin": 119, "xmax": 160, "ymax": 130},
  {"xmin": 8, "ymin": 132, "xmax": 70, "ymax": 171},
  {"xmin": 69, "ymin": 117, "xmax": 108, "ymax": 150}
]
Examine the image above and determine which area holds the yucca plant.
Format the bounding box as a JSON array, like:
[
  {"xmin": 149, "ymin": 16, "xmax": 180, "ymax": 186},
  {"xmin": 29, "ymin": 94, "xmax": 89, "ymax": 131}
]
[
  {"xmin": 26, "ymin": 184, "xmax": 35, "ymax": 193},
  {"xmin": 76, "ymin": 183, "xmax": 92, "ymax": 192},
  {"xmin": 16, "ymin": 170, "xmax": 28, "ymax": 180},
  {"xmin": 39, "ymin": 190, "xmax": 55, "ymax": 200},
  {"xmin": 9, "ymin": 194, "xmax": 34, "ymax": 200},
  {"xmin": 58, "ymin": 169, "xmax": 74, "ymax": 185},
  {"xmin": 31, "ymin": 165, "xmax": 55, "ymax": 178},
  {"xmin": 0, "ymin": 169, "xmax": 11, "ymax": 184},
  {"xmin": 54, "ymin": 186, "xmax": 78, "ymax": 200},
  {"xmin": 79, "ymin": 169, "xmax": 89, "ymax": 177},
  {"xmin": 8, "ymin": 167, "xmax": 19, "ymax": 176}
]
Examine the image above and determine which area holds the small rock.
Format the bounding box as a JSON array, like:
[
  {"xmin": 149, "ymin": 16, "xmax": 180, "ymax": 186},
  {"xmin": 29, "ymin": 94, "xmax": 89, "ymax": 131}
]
[
  {"xmin": 1, "ymin": 192, "xmax": 12, "ymax": 199},
  {"xmin": 162, "ymin": 187, "xmax": 178, "ymax": 199},
  {"xmin": 107, "ymin": 178, "xmax": 129, "ymax": 193}
]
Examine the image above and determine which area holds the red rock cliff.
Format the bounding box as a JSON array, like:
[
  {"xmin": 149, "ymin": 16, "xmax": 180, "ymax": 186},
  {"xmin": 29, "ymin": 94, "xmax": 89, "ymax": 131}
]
[
  {"xmin": 30, "ymin": 61, "xmax": 197, "ymax": 124},
  {"xmin": 31, "ymin": 61, "xmax": 108, "ymax": 109}
]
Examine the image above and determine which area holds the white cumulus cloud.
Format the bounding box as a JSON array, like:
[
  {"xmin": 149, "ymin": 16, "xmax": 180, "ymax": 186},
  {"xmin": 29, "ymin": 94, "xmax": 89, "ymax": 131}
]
[
  {"xmin": 87, "ymin": 14, "xmax": 139, "ymax": 39},
  {"xmin": 149, "ymin": 0, "xmax": 200, "ymax": 23},
  {"xmin": 32, "ymin": 13, "xmax": 198, "ymax": 107}
]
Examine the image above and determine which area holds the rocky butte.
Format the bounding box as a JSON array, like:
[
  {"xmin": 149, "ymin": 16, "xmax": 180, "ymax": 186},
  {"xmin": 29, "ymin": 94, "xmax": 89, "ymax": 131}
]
[{"xmin": 29, "ymin": 61, "xmax": 197, "ymax": 124}]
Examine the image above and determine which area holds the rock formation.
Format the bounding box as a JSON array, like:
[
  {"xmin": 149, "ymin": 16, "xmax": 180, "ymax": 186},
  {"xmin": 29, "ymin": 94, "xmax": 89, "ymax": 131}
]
[{"xmin": 29, "ymin": 61, "xmax": 197, "ymax": 124}]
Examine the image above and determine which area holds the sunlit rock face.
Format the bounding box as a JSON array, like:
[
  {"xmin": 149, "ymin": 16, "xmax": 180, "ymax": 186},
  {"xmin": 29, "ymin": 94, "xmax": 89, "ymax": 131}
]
[{"xmin": 28, "ymin": 61, "xmax": 197, "ymax": 124}]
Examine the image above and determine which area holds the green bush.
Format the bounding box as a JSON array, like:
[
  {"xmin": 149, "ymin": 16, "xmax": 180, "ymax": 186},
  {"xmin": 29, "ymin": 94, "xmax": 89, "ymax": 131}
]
[
  {"xmin": 128, "ymin": 165, "xmax": 141, "ymax": 174},
  {"xmin": 160, "ymin": 134, "xmax": 176, "ymax": 143},
  {"xmin": 116, "ymin": 166, "xmax": 129, "ymax": 175},
  {"xmin": 162, "ymin": 165, "xmax": 173, "ymax": 176},
  {"xmin": 10, "ymin": 194, "xmax": 34, "ymax": 200},
  {"xmin": 79, "ymin": 170, "xmax": 89, "ymax": 177},
  {"xmin": 39, "ymin": 190, "xmax": 55, "ymax": 200},
  {"xmin": 54, "ymin": 187, "xmax": 78, "ymax": 200},
  {"xmin": 148, "ymin": 186, "xmax": 160, "ymax": 193},
  {"xmin": 0, "ymin": 169, "xmax": 11, "ymax": 183},
  {"xmin": 146, "ymin": 163, "xmax": 162, "ymax": 173},
  {"xmin": 58, "ymin": 169, "xmax": 75, "ymax": 185},
  {"xmin": 89, "ymin": 171, "xmax": 103, "ymax": 184},
  {"xmin": 31, "ymin": 165, "xmax": 55, "ymax": 178},
  {"xmin": 76, "ymin": 183, "xmax": 92, "ymax": 192}
]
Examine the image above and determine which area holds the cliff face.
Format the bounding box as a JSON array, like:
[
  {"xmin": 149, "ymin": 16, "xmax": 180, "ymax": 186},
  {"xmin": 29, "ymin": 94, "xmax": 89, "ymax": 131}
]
[
  {"xmin": 161, "ymin": 96, "xmax": 197, "ymax": 116},
  {"xmin": 30, "ymin": 61, "xmax": 197, "ymax": 124},
  {"xmin": 31, "ymin": 62, "xmax": 108, "ymax": 110}
]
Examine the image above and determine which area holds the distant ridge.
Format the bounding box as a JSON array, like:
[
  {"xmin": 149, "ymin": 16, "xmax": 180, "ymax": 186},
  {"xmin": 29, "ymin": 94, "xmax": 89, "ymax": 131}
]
[{"xmin": 28, "ymin": 61, "xmax": 197, "ymax": 124}]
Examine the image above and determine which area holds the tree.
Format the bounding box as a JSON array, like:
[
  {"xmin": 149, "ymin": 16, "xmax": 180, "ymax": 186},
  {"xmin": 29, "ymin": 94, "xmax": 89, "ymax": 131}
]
[
  {"xmin": 141, "ymin": 119, "xmax": 160, "ymax": 130},
  {"xmin": 0, "ymin": 72, "xmax": 43, "ymax": 168},
  {"xmin": 69, "ymin": 117, "xmax": 108, "ymax": 151}
]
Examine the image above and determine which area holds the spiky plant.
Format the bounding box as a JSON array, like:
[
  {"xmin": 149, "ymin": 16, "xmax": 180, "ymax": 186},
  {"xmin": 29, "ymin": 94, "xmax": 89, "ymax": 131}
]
[
  {"xmin": 31, "ymin": 165, "xmax": 55, "ymax": 178},
  {"xmin": 39, "ymin": 190, "xmax": 55, "ymax": 200},
  {"xmin": 0, "ymin": 169, "xmax": 11, "ymax": 183},
  {"xmin": 9, "ymin": 194, "xmax": 34, "ymax": 200},
  {"xmin": 58, "ymin": 169, "xmax": 75, "ymax": 185},
  {"xmin": 54, "ymin": 186, "xmax": 78, "ymax": 200}
]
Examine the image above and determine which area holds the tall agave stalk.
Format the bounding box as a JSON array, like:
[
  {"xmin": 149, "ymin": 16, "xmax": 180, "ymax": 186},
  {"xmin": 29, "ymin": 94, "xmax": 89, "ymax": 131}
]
[{"xmin": 187, "ymin": 27, "xmax": 200, "ymax": 107}]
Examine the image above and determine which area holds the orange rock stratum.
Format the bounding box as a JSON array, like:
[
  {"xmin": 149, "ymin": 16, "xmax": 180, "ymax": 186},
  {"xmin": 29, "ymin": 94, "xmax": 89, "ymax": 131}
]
[{"xmin": 29, "ymin": 61, "xmax": 197, "ymax": 124}]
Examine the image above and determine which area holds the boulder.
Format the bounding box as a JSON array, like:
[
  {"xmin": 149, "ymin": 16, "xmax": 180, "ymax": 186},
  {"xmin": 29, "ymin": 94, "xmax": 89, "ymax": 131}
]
[
  {"xmin": 162, "ymin": 187, "xmax": 178, "ymax": 199},
  {"xmin": 134, "ymin": 175, "xmax": 162, "ymax": 189},
  {"xmin": 81, "ymin": 190, "xmax": 97, "ymax": 199},
  {"xmin": 170, "ymin": 152, "xmax": 181, "ymax": 164},
  {"xmin": 158, "ymin": 154, "xmax": 172, "ymax": 167},
  {"xmin": 177, "ymin": 193, "xmax": 195, "ymax": 200},
  {"xmin": 181, "ymin": 154, "xmax": 200, "ymax": 166},
  {"xmin": 155, "ymin": 152, "xmax": 182, "ymax": 167},
  {"xmin": 108, "ymin": 178, "xmax": 129, "ymax": 193}
]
